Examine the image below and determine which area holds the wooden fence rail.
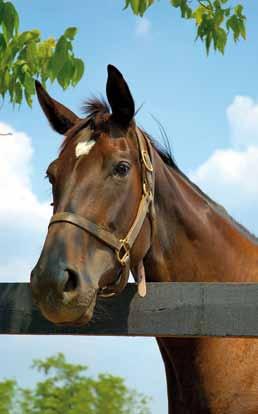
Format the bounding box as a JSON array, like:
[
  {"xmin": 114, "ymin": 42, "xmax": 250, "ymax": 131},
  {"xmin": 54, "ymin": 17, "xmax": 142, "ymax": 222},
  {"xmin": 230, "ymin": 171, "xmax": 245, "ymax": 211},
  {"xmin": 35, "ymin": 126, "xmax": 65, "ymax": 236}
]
[{"xmin": 1, "ymin": 282, "xmax": 258, "ymax": 337}]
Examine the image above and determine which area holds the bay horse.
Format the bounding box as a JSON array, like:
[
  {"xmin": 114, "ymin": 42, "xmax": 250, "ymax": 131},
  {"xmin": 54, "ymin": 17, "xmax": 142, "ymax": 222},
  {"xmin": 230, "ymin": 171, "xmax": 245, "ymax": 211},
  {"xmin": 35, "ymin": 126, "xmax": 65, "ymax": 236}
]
[{"xmin": 31, "ymin": 65, "xmax": 258, "ymax": 414}]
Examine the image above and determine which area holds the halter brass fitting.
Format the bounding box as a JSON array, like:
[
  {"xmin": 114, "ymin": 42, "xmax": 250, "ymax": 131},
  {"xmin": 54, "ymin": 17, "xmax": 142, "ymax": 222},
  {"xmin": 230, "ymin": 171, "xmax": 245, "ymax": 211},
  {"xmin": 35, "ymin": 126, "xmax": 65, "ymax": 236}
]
[
  {"xmin": 141, "ymin": 150, "xmax": 153, "ymax": 172},
  {"xmin": 116, "ymin": 239, "xmax": 130, "ymax": 266},
  {"xmin": 143, "ymin": 182, "xmax": 153, "ymax": 201}
]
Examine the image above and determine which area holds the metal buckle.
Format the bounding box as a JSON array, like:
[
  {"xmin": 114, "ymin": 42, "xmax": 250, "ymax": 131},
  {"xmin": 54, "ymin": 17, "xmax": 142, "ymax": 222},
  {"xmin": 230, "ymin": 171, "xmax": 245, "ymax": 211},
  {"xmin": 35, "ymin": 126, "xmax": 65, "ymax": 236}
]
[
  {"xmin": 141, "ymin": 150, "xmax": 153, "ymax": 172},
  {"xmin": 116, "ymin": 240, "xmax": 130, "ymax": 266}
]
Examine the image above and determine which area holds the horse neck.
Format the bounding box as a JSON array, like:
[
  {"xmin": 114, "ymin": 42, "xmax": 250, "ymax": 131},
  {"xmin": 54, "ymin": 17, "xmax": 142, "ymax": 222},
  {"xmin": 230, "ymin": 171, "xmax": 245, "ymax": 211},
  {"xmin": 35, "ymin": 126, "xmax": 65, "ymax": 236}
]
[{"xmin": 145, "ymin": 150, "xmax": 258, "ymax": 283}]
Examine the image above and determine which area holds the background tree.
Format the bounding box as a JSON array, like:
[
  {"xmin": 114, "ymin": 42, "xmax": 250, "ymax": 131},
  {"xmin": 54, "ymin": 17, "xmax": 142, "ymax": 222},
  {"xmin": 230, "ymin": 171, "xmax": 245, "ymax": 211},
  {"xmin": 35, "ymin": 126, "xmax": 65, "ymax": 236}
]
[
  {"xmin": 0, "ymin": 379, "xmax": 17, "ymax": 414},
  {"xmin": 124, "ymin": 0, "xmax": 246, "ymax": 54},
  {"xmin": 0, "ymin": 0, "xmax": 84, "ymax": 106},
  {"xmin": 0, "ymin": 0, "xmax": 246, "ymax": 108},
  {"xmin": 0, "ymin": 353, "xmax": 150, "ymax": 414}
]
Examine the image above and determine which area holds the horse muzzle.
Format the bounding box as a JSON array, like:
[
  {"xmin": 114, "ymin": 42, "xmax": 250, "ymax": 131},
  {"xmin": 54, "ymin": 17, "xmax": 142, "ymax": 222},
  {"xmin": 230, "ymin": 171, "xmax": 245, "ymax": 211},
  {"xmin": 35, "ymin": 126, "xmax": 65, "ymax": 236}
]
[{"xmin": 30, "ymin": 265, "xmax": 98, "ymax": 325}]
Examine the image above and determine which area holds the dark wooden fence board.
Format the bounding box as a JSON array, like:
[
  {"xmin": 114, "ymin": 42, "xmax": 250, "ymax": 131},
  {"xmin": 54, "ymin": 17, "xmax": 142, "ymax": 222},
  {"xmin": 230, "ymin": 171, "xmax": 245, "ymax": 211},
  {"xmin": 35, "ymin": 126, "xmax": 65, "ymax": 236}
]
[{"xmin": 1, "ymin": 282, "xmax": 258, "ymax": 337}]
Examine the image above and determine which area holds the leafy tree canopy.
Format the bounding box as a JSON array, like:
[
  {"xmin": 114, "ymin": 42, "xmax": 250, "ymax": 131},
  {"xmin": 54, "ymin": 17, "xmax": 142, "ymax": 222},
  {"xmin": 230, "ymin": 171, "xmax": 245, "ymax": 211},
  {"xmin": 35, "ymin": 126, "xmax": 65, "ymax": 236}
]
[
  {"xmin": 124, "ymin": 0, "xmax": 246, "ymax": 54},
  {"xmin": 0, "ymin": 0, "xmax": 84, "ymax": 106},
  {"xmin": 0, "ymin": 0, "xmax": 246, "ymax": 108},
  {"xmin": 0, "ymin": 379, "xmax": 17, "ymax": 414},
  {"xmin": 0, "ymin": 353, "xmax": 151, "ymax": 414}
]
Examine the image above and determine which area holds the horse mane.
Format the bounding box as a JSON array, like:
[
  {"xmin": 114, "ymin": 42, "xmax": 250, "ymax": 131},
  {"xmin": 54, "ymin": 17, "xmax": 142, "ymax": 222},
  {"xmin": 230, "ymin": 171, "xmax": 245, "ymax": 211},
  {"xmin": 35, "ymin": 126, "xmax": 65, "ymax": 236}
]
[{"xmin": 81, "ymin": 97, "xmax": 257, "ymax": 243}]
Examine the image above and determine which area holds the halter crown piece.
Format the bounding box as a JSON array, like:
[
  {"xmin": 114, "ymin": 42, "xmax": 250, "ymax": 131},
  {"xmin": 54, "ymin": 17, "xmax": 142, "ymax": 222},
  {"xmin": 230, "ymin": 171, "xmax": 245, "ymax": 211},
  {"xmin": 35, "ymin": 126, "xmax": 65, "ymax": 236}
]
[{"xmin": 48, "ymin": 128, "xmax": 155, "ymax": 298}]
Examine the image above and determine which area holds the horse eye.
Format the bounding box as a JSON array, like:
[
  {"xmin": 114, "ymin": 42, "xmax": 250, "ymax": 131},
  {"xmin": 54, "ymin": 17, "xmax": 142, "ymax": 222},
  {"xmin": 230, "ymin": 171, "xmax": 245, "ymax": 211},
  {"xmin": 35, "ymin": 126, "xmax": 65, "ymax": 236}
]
[
  {"xmin": 45, "ymin": 160, "xmax": 58, "ymax": 185},
  {"xmin": 45, "ymin": 172, "xmax": 55, "ymax": 185},
  {"xmin": 113, "ymin": 161, "xmax": 131, "ymax": 177}
]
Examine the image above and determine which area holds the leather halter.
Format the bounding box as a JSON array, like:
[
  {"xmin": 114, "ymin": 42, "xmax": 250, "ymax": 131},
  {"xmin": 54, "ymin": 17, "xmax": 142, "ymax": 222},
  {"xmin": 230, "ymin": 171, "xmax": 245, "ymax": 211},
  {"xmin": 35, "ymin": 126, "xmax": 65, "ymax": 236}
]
[{"xmin": 48, "ymin": 128, "xmax": 155, "ymax": 298}]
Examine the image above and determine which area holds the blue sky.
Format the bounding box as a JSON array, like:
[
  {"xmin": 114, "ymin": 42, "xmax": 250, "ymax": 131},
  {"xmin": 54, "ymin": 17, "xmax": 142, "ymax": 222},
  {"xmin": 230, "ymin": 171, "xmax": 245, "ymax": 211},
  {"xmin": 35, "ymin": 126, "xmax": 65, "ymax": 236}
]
[{"xmin": 1, "ymin": 1, "xmax": 258, "ymax": 412}]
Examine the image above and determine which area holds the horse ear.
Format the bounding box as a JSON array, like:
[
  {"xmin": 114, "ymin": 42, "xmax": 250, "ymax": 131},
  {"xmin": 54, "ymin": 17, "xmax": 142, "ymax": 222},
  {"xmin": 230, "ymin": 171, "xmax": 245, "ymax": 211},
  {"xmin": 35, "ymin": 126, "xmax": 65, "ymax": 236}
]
[
  {"xmin": 106, "ymin": 65, "xmax": 135, "ymax": 126},
  {"xmin": 35, "ymin": 80, "xmax": 80, "ymax": 134}
]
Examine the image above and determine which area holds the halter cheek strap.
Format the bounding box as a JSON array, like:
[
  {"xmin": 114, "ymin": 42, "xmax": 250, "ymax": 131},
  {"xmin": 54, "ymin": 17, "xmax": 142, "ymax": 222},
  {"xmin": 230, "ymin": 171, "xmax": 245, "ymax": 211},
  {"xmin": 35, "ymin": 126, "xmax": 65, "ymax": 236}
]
[{"xmin": 48, "ymin": 128, "xmax": 155, "ymax": 298}]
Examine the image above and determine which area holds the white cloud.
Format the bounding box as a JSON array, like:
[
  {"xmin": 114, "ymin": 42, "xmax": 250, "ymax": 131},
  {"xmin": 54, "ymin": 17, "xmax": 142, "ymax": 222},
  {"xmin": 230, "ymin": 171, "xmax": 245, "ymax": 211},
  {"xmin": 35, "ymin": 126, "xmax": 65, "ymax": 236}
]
[
  {"xmin": 189, "ymin": 96, "xmax": 258, "ymax": 233},
  {"xmin": 0, "ymin": 122, "xmax": 51, "ymax": 281},
  {"xmin": 227, "ymin": 96, "xmax": 258, "ymax": 148},
  {"xmin": 0, "ymin": 122, "xmax": 51, "ymax": 231},
  {"xmin": 189, "ymin": 146, "xmax": 258, "ymax": 210},
  {"xmin": 135, "ymin": 17, "xmax": 151, "ymax": 36}
]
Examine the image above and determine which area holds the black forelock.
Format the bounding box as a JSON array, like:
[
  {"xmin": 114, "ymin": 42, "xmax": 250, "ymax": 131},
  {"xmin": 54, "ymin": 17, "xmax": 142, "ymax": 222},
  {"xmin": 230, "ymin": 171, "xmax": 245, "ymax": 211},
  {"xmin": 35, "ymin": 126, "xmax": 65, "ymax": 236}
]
[{"xmin": 82, "ymin": 97, "xmax": 110, "ymax": 118}]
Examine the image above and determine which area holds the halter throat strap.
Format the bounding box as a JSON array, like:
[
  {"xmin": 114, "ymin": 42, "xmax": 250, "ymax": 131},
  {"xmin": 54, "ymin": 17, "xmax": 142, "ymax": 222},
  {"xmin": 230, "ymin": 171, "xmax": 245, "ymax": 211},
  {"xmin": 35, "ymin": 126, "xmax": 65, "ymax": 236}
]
[{"xmin": 48, "ymin": 128, "xmax": 155, "ymax": 298}]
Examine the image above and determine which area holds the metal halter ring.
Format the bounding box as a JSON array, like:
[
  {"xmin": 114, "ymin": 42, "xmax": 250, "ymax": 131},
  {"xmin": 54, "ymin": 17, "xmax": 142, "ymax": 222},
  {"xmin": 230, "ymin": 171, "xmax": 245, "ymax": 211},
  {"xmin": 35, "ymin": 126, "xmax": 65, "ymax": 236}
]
[
  {"xmin": 116, "ymin": 240, "xmax": 130, "ymax": 266},
  {"xmin": 141, "ymin": 150, "xmax": 153, "ymax": 172}
]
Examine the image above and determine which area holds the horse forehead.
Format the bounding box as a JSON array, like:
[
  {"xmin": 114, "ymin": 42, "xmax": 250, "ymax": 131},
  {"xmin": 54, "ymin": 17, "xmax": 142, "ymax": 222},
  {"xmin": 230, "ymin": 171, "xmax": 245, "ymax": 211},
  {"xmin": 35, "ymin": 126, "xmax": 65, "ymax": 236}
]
[
  {"xmin": 74, "ymin": 127, "xmax": 97, "ymax": 158},
  {"xmin": 75, "ymin": 140, "xmax": 96, "ymax": 158},
  {"xmin": 73, "ymin": 126, "xmax": 133, "ymax": 160}
]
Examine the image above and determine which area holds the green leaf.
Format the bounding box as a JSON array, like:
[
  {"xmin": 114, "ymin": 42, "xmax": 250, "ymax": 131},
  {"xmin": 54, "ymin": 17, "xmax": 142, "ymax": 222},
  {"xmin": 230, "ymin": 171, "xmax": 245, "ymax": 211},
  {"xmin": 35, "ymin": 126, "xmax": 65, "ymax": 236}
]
[
  {"xmin": 49, "ymin": 35, "xmax": 68, "ymax": 77},
  {"xmin": 123, "ymin": 0, "xmax": 131, "ymax": 10},
  {"xmin": 215, "ymin": 27, "xmax": 227, "ymax": 53},
  {"xmin": 171, "ymin": 0, "xmax": 181, "ymax": 7},
  {"xmin": 0, "ymin": 33, "xmax": 7, "ymax": 52},
  {"xmin": 214, "ymin": 9, "xmax": 224, "ymax": 27},
  {"xmin": 238, "ymin": 18, "xmax": 246, "ymax": 39},
  {"xmin": 131, "ymin": 0, "xmax": 140, "ymax": 14},
  {"xmin": 226, "ymin": 15, "xmax": 240, "ymax": 41},
  {"xmin": 14, "ymin": 81, "xmax": 22, "ymax": 104},
  {"xmin": 224, "ymin": 7, "xmax": 231, "ymax": 17},
  {"xmin": 205, "ymin": 31, "xmax": 212, "ymax": 54},
  {"xmin": 17, "ymin": 30, "xmax": 40, "ymax": 47},
  {"xmin": 193, "ymin": 6, "xmax": 206, "ymax": 25},
  {"xmin": 214, "ymin": 0, "xmax": 221, "ymax": 10},
  {"xmin": 4, "ymin": 70, "xmax": 10, "ymax": 89},
  {"xmin": 2, "ymin": 1, "xmax": 19, "ymax": 40},
  {"xmin": 0, "ymin": 1, "xmax": 4, "ymax": 25},
  {"xmin": 26, "ymin": 41, "xmax": 37, "ymax": 65},
  {"xmin": 234, "ymin": 4, "xmax": 243, "ymax": 16},
  {"xmin": 57, "ymin": 58, "xmax": 74, "ymax": 89},
  {"xmin": 72, "ymin": 58, "xmax": 84, "ymax": 85},
  {"xmin": 24, "ymin": 73, "xmax": 35, "ymax": 107},
  {"xmin": 64, "ymin": 27, "xmax": 77, "ymax": 40}
]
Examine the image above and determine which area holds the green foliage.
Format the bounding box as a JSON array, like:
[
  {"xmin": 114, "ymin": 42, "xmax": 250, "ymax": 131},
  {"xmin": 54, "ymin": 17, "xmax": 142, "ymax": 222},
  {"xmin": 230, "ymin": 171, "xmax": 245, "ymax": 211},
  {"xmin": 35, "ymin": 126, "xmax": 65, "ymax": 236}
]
[
  {"xmin": 124, "ymin": 0, "xmax": 155, "ymax": 16},
  {"xmin": 0, "ymin": 0, "xmax": 246, "ymax": 109},
  {"xmin": 0, "ymin": 0, "xmax": 84, "ymax": 107},
  {"xmin": 124, "ymin": 0, "xmax": 246, "ymax": 54},
  {"xmin": 0, "ymin": 353, "xmax": 151, "ymax": 414},
  {"xmin": 0, "ymin": 379, "xmax": 17, "ymax": 414}
]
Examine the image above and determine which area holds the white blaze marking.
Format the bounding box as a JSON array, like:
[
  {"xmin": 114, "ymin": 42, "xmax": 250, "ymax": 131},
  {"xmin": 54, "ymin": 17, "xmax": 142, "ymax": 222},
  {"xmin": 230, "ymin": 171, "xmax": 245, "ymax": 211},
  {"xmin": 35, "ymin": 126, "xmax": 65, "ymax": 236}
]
[{"xmin": 75, "ymin": 140, "xmax": 96, "ymax": 158}]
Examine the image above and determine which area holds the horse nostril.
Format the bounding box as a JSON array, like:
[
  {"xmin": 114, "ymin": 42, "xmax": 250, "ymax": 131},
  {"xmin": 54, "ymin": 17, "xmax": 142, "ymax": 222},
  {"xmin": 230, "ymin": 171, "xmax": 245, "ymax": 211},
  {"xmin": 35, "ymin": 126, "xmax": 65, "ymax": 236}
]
[{"xmin": 63, "ymin": 269, "xmax": 79, "ymax": 293}]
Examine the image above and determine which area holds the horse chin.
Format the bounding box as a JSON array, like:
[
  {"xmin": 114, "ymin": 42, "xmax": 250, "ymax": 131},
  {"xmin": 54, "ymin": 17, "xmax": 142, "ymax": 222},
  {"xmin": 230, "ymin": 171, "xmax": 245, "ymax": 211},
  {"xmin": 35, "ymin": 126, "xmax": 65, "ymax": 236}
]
[
  {"xmin": 39, "ymin": 290, "xmax": 97, "ymax": 327},
  {"xmin": 56, "ymin": 306, "xmax": 95, "ymax": 327}
]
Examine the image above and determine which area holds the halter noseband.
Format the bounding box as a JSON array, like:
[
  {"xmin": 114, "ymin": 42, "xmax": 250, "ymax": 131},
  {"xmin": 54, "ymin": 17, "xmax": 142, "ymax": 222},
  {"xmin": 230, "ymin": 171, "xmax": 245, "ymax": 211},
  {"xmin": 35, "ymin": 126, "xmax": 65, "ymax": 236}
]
[{"xmin": 48, "ymin": 128, "xmax": 155, "ymax": 298}]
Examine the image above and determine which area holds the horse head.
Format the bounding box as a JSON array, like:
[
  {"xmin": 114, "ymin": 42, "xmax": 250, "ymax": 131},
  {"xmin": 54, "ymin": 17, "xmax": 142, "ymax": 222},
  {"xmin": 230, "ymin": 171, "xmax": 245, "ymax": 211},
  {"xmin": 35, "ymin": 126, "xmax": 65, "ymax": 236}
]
[{"xmin": 31, "ymin": 65, "xmax": 154, "ymax": 325}]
